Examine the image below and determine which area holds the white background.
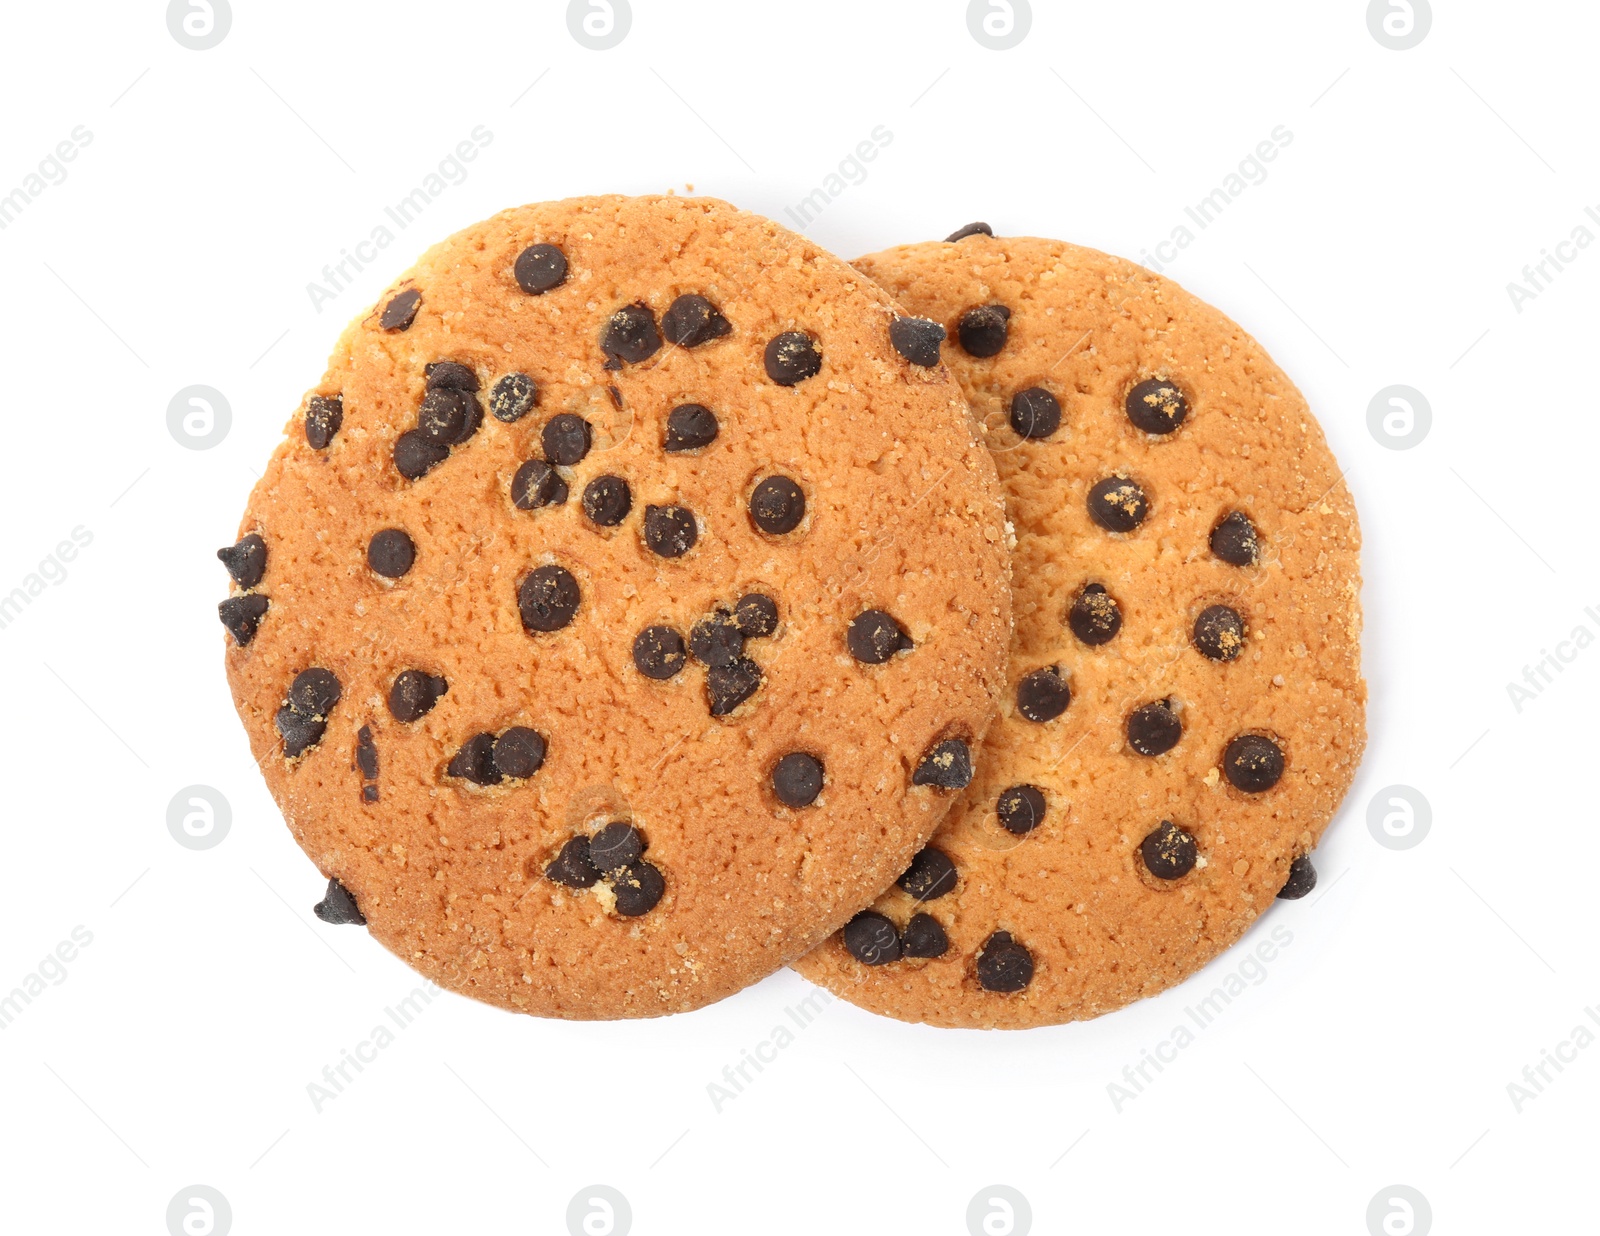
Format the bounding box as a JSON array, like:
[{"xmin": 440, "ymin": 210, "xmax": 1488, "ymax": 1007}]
[{"xmin": 1, "ymin": 1, "xmax": 1594, "ymax": 1233}]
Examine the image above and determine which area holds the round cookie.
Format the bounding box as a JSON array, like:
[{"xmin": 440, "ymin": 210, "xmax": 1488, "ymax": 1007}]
[
  {"xmin": 793, "ymin": 230, "xmax": 1365, "ymax": 1029},
  {"xmin": 219, "ymin": 196, "xmax": 1011, "ymax": 1019}
]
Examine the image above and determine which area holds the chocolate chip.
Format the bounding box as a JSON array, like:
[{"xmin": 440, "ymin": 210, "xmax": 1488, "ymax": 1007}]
[
  {"xmin": 518, "ymin": 565, "xmax": 580, "ymax": 632},
  {"xmin": 542, "ymin": 414, "xmax": 592, "ymax": 466},
  {"xmin": 276, "ymin": 708, "xmax": 326, "ymax": 759},
  {"xmin": 956, "ymin": 304, "xmax": 1010, "ymax": 357},
  {"xmin": 901, "ymin": 913, "xmax": 949, "ymax": 958},
  {"xmin": 1193, "ymin": 604, "xmax": 1245, "ymax": 662},
  {"xmin": 1016, "ymin": 666, "xmax": 1070, "ymax": 722},
  {"xmin": 314, "ymin": 877, "xmax": 366, "ymax": 925},
  {"xmin": 582, "ymin": 475, "xmax": 632, "ymax": 527},
  {"xmin": 944, "ymin": 221, "xmax": 993, "ymax": 242},
  {"xmin": 1067, "ymin": 583, "xmax": 1122, "ymax": 646},
  {"xmin": 305, "ymin": 395, "xmax": 343, "ymax": 450},
  {"xmin": 380, "ymin": 288, "xmax": 421, "ymax": 331},
  {"xmin": 361, "ymin": 784, "xmax": 378, "ymax": 803},
  {"xmin": 393, "ymin": 429, "xmax": 449, "ymax": 480},
  {"xmin": 843, "ymin": 911, "xmax": 901, "ymax": 965},
  {"xmin": 1140, "ymin": 820, "xmax": 1198, "ymax": 879},
  {"xmin": 546, "ymin": 836, "xmax": 601, "ymax": 888},
  {"xmin": 975, "ymin": 931, "xmax": 1033, "ymax": 992},
  {"xmin": 661, "ymin": 294, "xmax": 732, "ymax": 348},
  {"xmin": 425, "ymin": 361, "xmax": 479, "ymax": 392},
  {"xmin": 997, "ymin": 784, "xmax": 1046, "ymax": 836},
  {"xmin": 419, "ymin": 388, "xmax": 469, "ymax": 443},
  {"xmin": 355, "ymin": 725, "xmax": 379, "ymax": 779},
  {"xmin": 607, "ymin": 385, "xmax": 623, "ymax": 409},
  {"xmin": 643, "ymin": 505, "xmax": 698, "ymax": 558},
  {"xmin": 1009, "ymin": 387, "xmax": 1061, "ymax": 440},
  {"xmin": 847, "ymin": 610, "xmax": 911, "ymax": 665},
  {"xmin": 707, "ymin": 657, "xmax": 762, "ymax": 715},
  {"xmin": 514, "ymin": 243, "xmax": 568, "ymax": 295},
  {"xmin": 689, "ymin": 611, "xmax": 744, "ymax": 668},
  {"xmin": 1087, "ymin": 475, "xmax": 1148, "ymax": 532},
  {"xmin": 913, "ymin": 738, "xmax": 972, "ymax": 790},
  {"xmin": 589, "ymin": 822, "xmax": 644, "ymax": 872},
  {"xmin": 772, "ymin": 752, "xmax": 824, "ymax": 807},
  {"xmin": 763, "ymin": 331, "xmax": 823, "ymax": 386},
  {"xmin": 448, "ymin": 733, "xmax": 502, "ymax": 785},
  {"xmin": 218, "ymin": 594, "xmax": 269, "ymax": 645},
  {"xmin": 601, "ymin": 303, "xmax": 662, "ymax": 365},
  {"xmin": 217, "ymin": 533, "xmax": 267, "ymax": 589},
  {"xmin": 1210, "ymin": 511, "xmax": 1260, "ymax": 567},
  {"xmin": 749, "ymin": 476, "xmax": 805, "ymax": 534},
  {"xmin": 897, "ymin": 847, "xmax": 957, "ymax": 901},
  {"xmin": 490, "ymin": 373, "xmax": 538, "ymax": 422},
  {"xmin": 368, "ymin": 529, "xmax": 416, "ymax": 579},
  {"xmin": 889, "ymin": 316, "xmax": 946, "ymax": 367},
  {"xmin": 1127, "ymin": 700, "xmax": 1181, "ymax": 756},
  {"xmin": 633, "ymin": 625, "xmax": 687, "ymax": 680},
  {"xmin": 663, "ymin": 403, "xmax": 719, "ymax": 452},
  {"xmin": 1125, "ymin": 377, "xmax": 1188, "ymax": 434},
  {"xmin": 288, "ymin": 668, "xmax": 342, "ymax": 718},
  {"xmin": 734, "ymin": 593, "xmax": 778, "ymax": 638},
  {"xmin": 512, "ymin": 459, "xmax": 568, "ymax": 510},
  {"xmin": 612, "ymin": 861, "xmax": 665, "ymax": 916},
  {"xmin": 1278, "ymin": 854, "xmax": 1317, "ymax": 900},
  {"xmin": 1224, "ymin": 734, "xmax": 1284, "ymax": 792},
  {"xmin": 492, "ymin": 727, "xmax": 546, "ymax": 779},
  {"xmin": 388, "ymin": 670, "xmax": 447, "ymax": 722}
]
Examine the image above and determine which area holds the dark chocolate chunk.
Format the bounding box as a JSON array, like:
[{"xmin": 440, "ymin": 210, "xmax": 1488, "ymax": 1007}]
[
  {"xmin": 388, "ymin": 670, "xmax": 447, "ymax": 722},
  {"xmin": 518, "ymin": 565, "xmax": 580, "ymax": 632},
  {"xmin": 1193, "ymin": 604, "xmax": 1246, "ymax": 662},
  {"xmin": 490, "ymin": 373, "xmax": 538, "ymax": 422},
  {"xmin": 734, "ymin": 593, "xmax": 778, "ymax": 638},
  {"xmin": 843, "ymin": 911, "xmax": 901, "ymax": 966},
  {"xmin": 492, "ymin": 727, "xmax": 546, "ymax": 779},
  {"xmin": 600, "ymin": 303, "xmax": 662, "ymax": 365},
  {"xmin": 749, "ymin": 476, "xmax": 805, "ymax": 534},
  {"xmin": 944, "ymin": 221, "xmax": 993, "ymax": 242},
  {"xmin": 901, "ymin": 913, "xmax": 950, "ymax": 958},
  {"xmin": 367, "ymin": 529, "xmax": 416, "ymax": 579},
  {"xmin": 418, "ymin": 388, "xmax": 469, "ymax": 444},
  {"xmin": 1140, "ymin": 820, "xmax": 1198, "ymax": 879},
  {"xmin": 425, "ymin": 361, "xmax": 479, "ymax": 392},
  {"xmin": 1016, "ymin": 666, "xmax": 1070, "ymax": 723},
  {"xmin": 1210, "ymin": 511, "xmax": 1260, "ymax": 567},
  {"xmin": 361, "ymin": 784, "xmax": 378, "ymax": 804},
  {"xmin": 355, "ymin": 725, "xmax": 379, "ymax": 779},
  {"xmin": 546, "ymin": 836, "xmax": 601, "ymax": 889},
  {"xmin": 1125, "ymin": 377, "xmax": 1188, "ymax": 434},
  {"xmin": 763, "ymin": 331, "xmax": 823, "ymax": 385},
  {"xmin": 897, "ymin": 847, "xmax": 957, "ymax": 901},
  {"xmin": 313, "ymin": 877, "xmax": 366, "ymax": 925},
  {"xmin": 996, "ymin": 784, "xmax": 1046, "ymax": 836},
  {"xmin": 380, "ymin": 288, "xmax": 421, "ymax": 331},
  {"xmin": 913, "ymin": 738, "xmax": 972, "ymax": 790},
  {"xmin": 1278, "ymin": 854, "xmax": 1318, "ymax": 900},
  {"xmin": 663, "ymin": 403, "xmax": 719, "ymax": 452},
  {"xmin": 633, "ymin": 625, "xmax": 687, "ymax": 680},
  {"xmin": 690, "ymin": 611, "xmax": 744, "ymax": 668},
  {"xmin": 393, "ymin": 429, "xmax": 449, "ymax": 480},
  {"xmin": 217, "ymin": 533, "xmax": 266, "ymax": 588},
  {"xmin": 218, "ymin": 594, "xmax": 269, "ymax": 645},
  {"xmin": 1224, "ymin": 734, "xmax": 1285, "ymax": 792},
  {"xmin": 276, "ymin": 707, "xmax": 326, "ymax": 759},
  {"xmin": 847, "ymin": 609, "xmax": 912, "ymax": 665},
  {"xmin": 448, "ymin": 733, "xmax": 503, "ymax": 786},
  {"xmin": 772, "ymin": 752, "xmax": 824, "ymax": 808},
  {"xmin": 612, "ymin": 860, "xmax": 665, "ymax": 916},
  {"xmin": 287, "ymin": 668, "xmax": 342, "ymax": 719},
  {"xmin": 589, "ymin": 822, "xmax": 645, "ymax": 872},
  {"xmin": 661, "ymin": 294, "xmax": 732, "ymax": 348},
  {"xmin": 582, "ymin": 475, "xmax": 632, "ymax": 527},
  {"xmin": 541, "ymin": 414, "xmax": 592, "ymax": 466},
  {"xmin": 889, "ymin": 316, "xmax": 946, "ymax": 367},
  {"xmin": 975, "ymin": 931, "xmax": 1033, "ymax": 992},
  {"xmin": 643, "ymin": 505, "xmax": 698, "ymax": 558},
  {"xmin": 607, "ymin": 384, "xmax": 623, "ymax": 409},
  {"xmin": 956, "ymin": 304, "xmax": 1010, "ymax": 357},
  {"xmin": 1087, "ymin": 476, "xmax": 1148, "ymax": 532},
  {"xmin": 707, "ymin": 657, "xmax": 762, "ymax": 715},
  {"xmin": 513, "ymin": 243, "xmax": 568, "ymax": 295},
  {"xmin": 1009, "ymin": 387, "xmax": 1061, "ymax": 440},
  {"xmin": 1067, "ymin": 583, "xmax": 1122, "ymax": 646},
  {"xmin": 1127, "ymin": 700, "xmax": 1182, "ymax": 757},
  {"xmin": 511, "ymin": 459, "xmax": 568, "ymax": 510},
  {"xmin": 305, "ymin": 394, "xmax": 343, "ymax": 450}
]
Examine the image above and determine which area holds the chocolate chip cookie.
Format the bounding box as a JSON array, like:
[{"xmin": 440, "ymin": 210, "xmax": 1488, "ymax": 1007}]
[
  {"xmin": 794, "ymin": 230, "xmax": 1365, "ymax": 1028},
  {"xmin": 219, "ymin": 196, "xmax": 1011, "ymax": 1019}
]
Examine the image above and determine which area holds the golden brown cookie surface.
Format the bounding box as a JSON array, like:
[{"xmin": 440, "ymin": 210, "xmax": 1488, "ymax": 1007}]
[
  {"xmin": 220, "ymin": 196, "xmax": 1011, "ymax": 1019},
  {"xmin": 793, "ymin": 232, "xmax": 1365, "ymax": 1029}
]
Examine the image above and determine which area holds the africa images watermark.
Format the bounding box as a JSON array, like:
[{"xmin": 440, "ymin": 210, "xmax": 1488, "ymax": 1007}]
[
  {"xmin": 1505, "ymin": 1002, "xmax": 1600, "ymax": 1114},
  {"xmin": 1503, "ymin": 602, "xmax": 1600, "ymax": 713},
  {"xmin": 782, "ymin": 126, "xmax": 894, "ymax": 232},
  {"xmin": 0, "ymin": 125, "xmax": 93, "ymax": 233},
  {"xmin": 0, "ymin": 526, "xmax": 94, "ymax": 634},
  {"xmin": 0, "ymin": 926, "xmax": 94, "ymax": 1031},
  {"xmin": 1505, "ymin": 204, "xmax": 1600, "ymax": 314},
  {"xmin": 305, "ymin": 982, "xmax": 440, "ymax": 1112},
  {"xmin": 1138, "ymin": 126, "xmax": 1294, "ymax": 274},
  {"xmin": 705, "ymin": 987, "xmax": 834, "ymax": 1112}
]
